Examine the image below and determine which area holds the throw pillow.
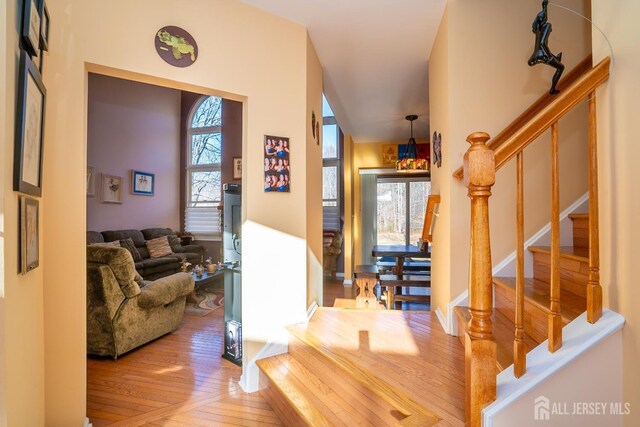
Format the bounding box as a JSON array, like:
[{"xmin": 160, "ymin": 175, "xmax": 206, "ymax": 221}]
[
  {"xmin": 119, "ymin": 237, "xmax": 143, "ymax": 262},
  {"xmin": 167, "ymin": 234, "xmax": 183, "ymax": 252},
  {"xmin": 89, "ymin": 241, "xmax": 121, "ymax": 248},
  {"xmin": 146, "ymin": 236, "xmax": 173, "ymax": 258}
]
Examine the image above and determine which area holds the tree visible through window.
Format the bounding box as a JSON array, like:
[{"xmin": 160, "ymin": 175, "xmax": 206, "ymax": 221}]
[{"xmin": 185, "ymin": 96, "xmax": 223, "ymax": 239}]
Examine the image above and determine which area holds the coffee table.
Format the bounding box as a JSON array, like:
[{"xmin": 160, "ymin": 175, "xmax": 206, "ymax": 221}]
[{"xmin": 191, "ymin": 269, "xmax": 224, "ymax": 287}]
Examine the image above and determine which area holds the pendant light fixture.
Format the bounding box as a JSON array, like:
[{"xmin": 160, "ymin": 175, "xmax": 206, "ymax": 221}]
[{"xmin": 396, "ymin": 114, "xmax": 428, "ymax": 171}]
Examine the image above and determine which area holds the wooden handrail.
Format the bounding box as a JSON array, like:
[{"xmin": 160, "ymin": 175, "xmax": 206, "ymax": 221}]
[
  {"xmin": 461, "ymin": 56, "xmax": 609, "ymax": 423},
  {"xmin": 454, "ymin": 56, "xmax": 610, "ymax": 180}
]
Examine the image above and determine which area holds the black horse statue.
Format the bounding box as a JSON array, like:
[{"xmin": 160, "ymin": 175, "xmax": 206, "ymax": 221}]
[{"xmin": 528, "ymin": 0, "xmax": 565, "ymax": 94}]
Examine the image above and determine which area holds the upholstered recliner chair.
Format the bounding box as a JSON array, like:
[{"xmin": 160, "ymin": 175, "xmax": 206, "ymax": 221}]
[{"xmin": 87, "ymin": 246, "xmax": 195, "ymax": 358}]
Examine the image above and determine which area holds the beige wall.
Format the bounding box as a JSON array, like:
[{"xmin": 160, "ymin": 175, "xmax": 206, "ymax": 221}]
[
  {"xmin": 2, "ymin": 0, "xmax": 46, "ymax": 425},
  {"xmin": 592, "ymin": 1, "xmax": 640, "ymax": 424},
  {"xmin": 306, "ymin": 34, "xmax": 323, "ymax": 308},
  {"xmin": 429, "ymin": 0, "xmax": 591, "ymax": 319},
  {"xmin": 0, "ymin": 0, "xmax": 322, "ymax": 424}
]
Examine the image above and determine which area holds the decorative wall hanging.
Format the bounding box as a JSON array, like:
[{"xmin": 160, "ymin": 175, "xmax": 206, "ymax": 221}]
[
  {"xmin": 528, "ymin": 0, "xmax": 565, "ymax": 94},
  {"xmin": 311, "ymin": 111, "xmax": 316, "ymax": 139},
  {"xmin": 101, "ymin": 174, "xmax": 123, "ymax": 203},
  {"xmin": 381, "ymin": 144, "xmax": 398, "ymax": 165},
  {"xmin": 39, "ymin": 0, "xmax": 50, "ymax": 52},
  {"xmin": 19, "ymin": 195, "xmax": 40, "ymax": 274},
  {"xmin": 87, "ymin": 166, "xmax": 95, "ymax": 197},
  {"xmin": 433, "ymin": 131, "xmax": 442, "ymax": 168},
  {"xmin": 233, "ymin": 157, "xmax": 242, "ymax": 179},
  {"xmin": 21, "ymin": 0, "xmax": 41, "ymax": 57},
  {"xmin": 264, "ymin": 135, "xmax": 290, "ymax": 192},
  {"xmin": 131, "ymin": 170, "xmax": 154, "ymax": 196},
  {"xmin": 14, "ymin": 50, "xmax": 46, "ymax": 197},
  {"xmin": 155, "ymin": 26, "xmax": 198, "ymax": 67}
]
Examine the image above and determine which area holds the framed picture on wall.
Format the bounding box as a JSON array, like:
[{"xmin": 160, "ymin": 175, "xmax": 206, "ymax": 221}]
[
  {"xmin": 233, "ymin": 157, "xmax": 242, "ymax": 179},
  {"xmin": 264, "ymin": 135, "xmax": 290, "ymax": 192},
  {"xmin": 21, "ymin": 0, "xmax": 41, "ymax": 57},
  {"xmin": 14, "ymin": 50, "xmax": 46, "ymax": 197},
  {"xmin": 39, "ymin": 0, "xmax": 50, "ymax": 52},
  {"xmin": 86, "ymin": 166, "xmax": 95, "ymax": 197},
  {"xmin": 131, "ymin": 170, "xmax": 154, "ymax": 196},
  {"xmin": 101, "ymin": 174, "xmax": 123, "ymax": 203},
  {"xmin": 19, "ymin": 195, "xmax": 40, "ymax": 274}
]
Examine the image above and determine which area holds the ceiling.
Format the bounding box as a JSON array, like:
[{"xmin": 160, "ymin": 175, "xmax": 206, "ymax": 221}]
[{"xmin": 240, "ymin": 0, "xmax": 446, "ymax": 143}]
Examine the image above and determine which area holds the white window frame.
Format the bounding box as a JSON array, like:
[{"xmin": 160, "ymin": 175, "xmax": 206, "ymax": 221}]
[
  {"xmin": 185, "ymin": 96, "xmax": 223, "ymax": 241},
  {"xmin": 322, "ymin": 116, "xmax": 341, "ymax": 231},
  {"xmin": 375, "ymin": 176, "xmax": 430, "ymax": 246}
]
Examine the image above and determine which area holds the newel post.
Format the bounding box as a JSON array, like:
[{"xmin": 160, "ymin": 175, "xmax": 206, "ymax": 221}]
[{"xmin": 463, "ymin": 132, "xmax": 497, "ymax": 427}]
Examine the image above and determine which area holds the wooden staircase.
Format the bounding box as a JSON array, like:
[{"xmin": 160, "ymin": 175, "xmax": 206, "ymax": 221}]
[
  {"xmin": 455, "ymin": 214, "xmax": 590, "ymax": 370},
  {"xmin": 255, "ymin": 308, "xmax": 466, "ymax": 426}
]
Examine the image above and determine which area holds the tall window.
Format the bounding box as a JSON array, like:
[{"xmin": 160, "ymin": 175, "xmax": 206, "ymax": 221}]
[
  {"xmin": 185, "ymin": 96, "xmax": 223, "ymax": 240},
  {"xmin": 376, "ymin": 177, "xmax": 430, "ymax": 246},
  {"xmin": 322, "ymin": 96, "xmax": 341, "ymax": 231}
]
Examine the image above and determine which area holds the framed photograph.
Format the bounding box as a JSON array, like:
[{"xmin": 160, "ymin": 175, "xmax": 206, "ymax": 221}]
[
  {"xmin": 233, "ymin": 157, "xmax": 242, "ymax": 179},
  {"xmin": 263, "ymin": 135, "xmax": 290, "ymax": 193},
  {"xmin": 39, "ymin": 0, "xmax": 50, "ymax": 51},
  {"xmin": 19, "ymin": 196, "xmax": 40, "ymax": 274},
  {"xmin": 14, "ymin": 50, "xmax": 46, "ymax": 197},
  {"xmin": 131, "ymin": 170, "xmax": 154, "ymax": 196},
  {"xmin": 21, "ymin": 0, "xmax": 41, "ymax": 57},
  {"xmin": 86, "ymin": 166, "xmax": 95, "ymax": 197},
  {"xmin": 101, "ymin": 174, "xmax": 123, "ymax": 203}
]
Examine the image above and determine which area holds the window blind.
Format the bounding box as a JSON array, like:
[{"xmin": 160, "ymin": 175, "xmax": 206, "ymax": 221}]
[{"xmin": 185, "ymin": 206, "xmax": 222, "ymax": 240}]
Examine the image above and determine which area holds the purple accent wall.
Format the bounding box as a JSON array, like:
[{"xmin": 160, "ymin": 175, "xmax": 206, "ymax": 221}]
[{"xmin": 87, "ymin": 73, "xmax": 181, "ymax": 232}]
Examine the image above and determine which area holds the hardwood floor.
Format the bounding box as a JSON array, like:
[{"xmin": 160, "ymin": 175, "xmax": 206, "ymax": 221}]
[
  {"xmin": 88, "ymin": 276, "xmax": 447, "ymax": 426},
  {"xmin": 87, "ymin": 308, "xmax": 282, "ymax": 426}
]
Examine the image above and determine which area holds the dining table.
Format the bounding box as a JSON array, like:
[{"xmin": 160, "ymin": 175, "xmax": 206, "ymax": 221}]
[
  {"xmin": 371, "ymin": 244, "xmax": 431, "ymax": 308},
  {"xmin": 371, "ymin": 244, "xmax": 430, "ymax": 275}
]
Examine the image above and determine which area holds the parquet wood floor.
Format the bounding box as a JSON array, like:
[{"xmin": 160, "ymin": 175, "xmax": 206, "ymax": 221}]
[{"xmin": 87, "ymin": 308, "xmax": 282, "ymax": 426}]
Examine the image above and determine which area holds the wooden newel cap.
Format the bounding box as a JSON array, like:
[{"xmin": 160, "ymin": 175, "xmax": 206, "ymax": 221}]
[{"xmin": 463, "ymin": 132, "xmax": 495, "ymax": 188}]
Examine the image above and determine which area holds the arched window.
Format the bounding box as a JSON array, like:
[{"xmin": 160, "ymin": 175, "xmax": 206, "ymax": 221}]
[{"xmin": 185, "ymin": 96, "xmax": 223, "ymax": 239}]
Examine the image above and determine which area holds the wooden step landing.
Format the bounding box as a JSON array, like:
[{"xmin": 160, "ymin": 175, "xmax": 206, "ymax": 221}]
[
  {"xmin": 528, "ymin": 245, "xmax": 589, "ymax": 262},
  {"xmin": 260, "ymin": 308, "xmax": 465, "ymax": 426},
  {"xmin": 454, "ymin": 306, "xmax": 538, "ymax": 372}
]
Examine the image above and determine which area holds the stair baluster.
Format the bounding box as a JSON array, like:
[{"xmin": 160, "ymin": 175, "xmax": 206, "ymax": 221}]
[
  {"xmin": 463, "ymin": 132, "xmax": 497, "ymax": 427},
  {"xmin": 587, "ymin": 92, "xmax": 603, "ymax": 323},
  {"xmin": 549, "ymin": 122, "xmax": 563, "ymax": 352},
  {"xmin": 514, "ymin": 152, "xmax": 527, "ymax": 377}
]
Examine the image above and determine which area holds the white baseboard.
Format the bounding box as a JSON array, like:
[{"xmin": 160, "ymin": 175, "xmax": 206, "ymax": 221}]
[
  {"xmin": 343, "ymin": 279, "xmax": 353, "ymax": 286},
  {"xmin": 436, "ymin": 290, "xmax": 469, "ymax": 336},
  {"xmin": 492, "ymin": 192, "xmax": 589, "ymax": 277},
  {"xmin": 239, "ymin": 338, "xmax": 288, "ymax": 393},
  {"xmin": 336, "ymin": 272, "xmax": 345, "ymax": 278},
  {"xmin": 84, "ymin": 417, "xmax": 93, "ymax": 427}
]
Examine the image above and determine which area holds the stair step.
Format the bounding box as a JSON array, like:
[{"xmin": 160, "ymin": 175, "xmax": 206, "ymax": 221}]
[
  {"xmin": 528, "ymin": 246, "xmax": 590, "ymax": 298},
  {"xmin": 454, "ymin": 306, "xmax": 538, "ymax": 372},
  {"xmin": 494, "ymin": 277, "xmax": 586, "ymax": 343},
  {"xmin": 257, "ymin": 355, "xmax": 336, "ymax": 426},
  {"xmin": 285, "ymin": 322, "xmax": 440, "ymax": 426},
  {"xmin": 568, "ymin": 213, "xmax": 590, "ymax": 250}
]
